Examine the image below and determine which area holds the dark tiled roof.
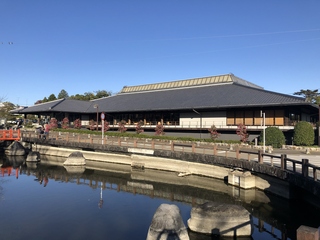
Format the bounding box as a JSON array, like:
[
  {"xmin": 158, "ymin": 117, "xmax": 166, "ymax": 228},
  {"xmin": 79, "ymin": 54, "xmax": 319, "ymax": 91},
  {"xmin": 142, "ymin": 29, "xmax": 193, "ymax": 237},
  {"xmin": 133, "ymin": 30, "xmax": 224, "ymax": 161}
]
[
  {"xmin": 92, "ymin": 82, "xmax": 309, "ymax": 113},
  {"xmin": 13, "ymin": 74, "xmax": 317, "ymax": 114},
  {"xmin": 12, "ymin": 99, "xmax": 65, "ymax": 113},
  {"xmin": 50, "ymin": 99, "xmax": 92, "ymax": 113},
  {"xmin": 14, "ymin": 99, "xmax": 92, "ymax": 114}
]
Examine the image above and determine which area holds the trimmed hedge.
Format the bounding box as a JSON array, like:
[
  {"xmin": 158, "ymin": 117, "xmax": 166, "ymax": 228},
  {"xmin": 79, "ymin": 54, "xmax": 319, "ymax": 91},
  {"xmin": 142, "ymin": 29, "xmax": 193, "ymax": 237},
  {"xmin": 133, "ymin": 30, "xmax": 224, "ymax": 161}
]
[
  {"xmin": 293, "ymin": 121, "xmax": 315, "ymax": 146},
  {"xmin": 260, "ymin": 127, "xmax": 285, "ymax": 148},
  {"xmin": 52, "ymin": 128, "xmax": 241, "ymax": 144}
]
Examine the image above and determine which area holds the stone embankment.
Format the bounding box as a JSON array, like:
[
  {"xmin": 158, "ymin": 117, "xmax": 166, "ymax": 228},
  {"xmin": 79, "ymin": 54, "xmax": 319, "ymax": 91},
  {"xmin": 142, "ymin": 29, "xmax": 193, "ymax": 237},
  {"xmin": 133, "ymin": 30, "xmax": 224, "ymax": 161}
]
[
  {"xmin": 19, "ymin": 136, "xmax": 320, "ymax": 205},
  {"xmin": 7, "ymin": 135, "xmax": 320, "ymax": 239}
]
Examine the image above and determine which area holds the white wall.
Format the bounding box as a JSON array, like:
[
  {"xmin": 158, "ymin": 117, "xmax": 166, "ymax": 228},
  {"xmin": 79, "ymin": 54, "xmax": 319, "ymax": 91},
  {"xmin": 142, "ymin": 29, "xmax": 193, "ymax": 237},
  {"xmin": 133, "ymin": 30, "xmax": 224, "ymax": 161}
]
[
  {"xmin": 180, "ymin": 111, "xmax": 227, "ymax": 128},
  {"xmin": 81, "ymin": 115, "xmax": 90, "ymax": 126}
]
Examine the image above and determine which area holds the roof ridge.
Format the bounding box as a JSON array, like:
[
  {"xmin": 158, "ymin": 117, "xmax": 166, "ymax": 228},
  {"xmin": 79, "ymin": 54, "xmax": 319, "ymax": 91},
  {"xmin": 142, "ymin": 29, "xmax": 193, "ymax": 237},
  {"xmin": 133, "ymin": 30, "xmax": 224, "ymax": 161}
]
[
  {"xmin": 235, "ymin": 83, "xmax": 306, "ymax": 100},
  {"xmin": 48, "ymin": 98, "xmax": 66, "ymax": 109},
  {"xmin": 34, "ymin": 98, "xmax": 64, "ymax": 107},
  {"xmin": 120, "ymin": 73, "xmax": 262, "ymax": 94}
]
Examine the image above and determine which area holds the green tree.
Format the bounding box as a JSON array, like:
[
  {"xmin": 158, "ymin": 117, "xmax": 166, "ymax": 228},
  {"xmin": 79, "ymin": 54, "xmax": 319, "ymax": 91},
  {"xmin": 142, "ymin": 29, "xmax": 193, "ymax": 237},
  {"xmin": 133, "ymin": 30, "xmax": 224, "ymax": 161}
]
[
  {"xmin": 95, "ymin": 90, "xmax": 111, "ymax": 99},
  {"xmin": 261, "ymin": 127, "xmax": 285, "ymax": 148},
  {"xmin": 69, "ymin": 94, "xmax": 84, "ymax": 100},
  {"xmin": 83, "ymin": 92, "xmax": 95, "ymax": 101},
  {"xmin": 294, "ymin": 89, "xmax": 319, "ymax": 104},
  {"xmin": 0, "ymin": 102, "xmax": 16, "ymax": 120},
  {"xmin": 293, "ymin": 121, "xmax": 315, "ymax": 146},
  {"xmin": 58, "ymin": 89, "xmax": 69, "ymax": 99},
  {"xmin": 48, "ymin": 94, "xmax": 57, "ymax": 102}
]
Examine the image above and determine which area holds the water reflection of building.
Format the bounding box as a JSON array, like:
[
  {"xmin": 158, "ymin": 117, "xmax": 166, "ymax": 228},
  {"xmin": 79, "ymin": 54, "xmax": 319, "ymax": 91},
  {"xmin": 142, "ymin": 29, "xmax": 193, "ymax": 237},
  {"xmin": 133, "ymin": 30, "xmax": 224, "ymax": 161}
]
[
  {"xmin": 1, "ymin": 166, "xmax": 19, "ymax": 178},
  {"xmin": 0, "ymin": 154, "xmax": 307, "ymax": 239},
  {"xmin": 0, "ymin": 155, "xmax": 24, "ymax": 179},
  {"xmin": 34, "ymin": 171, "xmax": 49, "ymax": 187},
  {"xmin": 98, "ymin": 182, "xmax": 103, "ymax": 209}
]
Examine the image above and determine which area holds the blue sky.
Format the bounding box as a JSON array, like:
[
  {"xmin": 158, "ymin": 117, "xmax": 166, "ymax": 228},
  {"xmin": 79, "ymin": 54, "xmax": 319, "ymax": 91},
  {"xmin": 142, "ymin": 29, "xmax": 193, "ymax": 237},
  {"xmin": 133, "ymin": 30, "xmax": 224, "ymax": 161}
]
[{"xmin": 1, "ymin": 1, "xmax": 320, "ymax": 106}]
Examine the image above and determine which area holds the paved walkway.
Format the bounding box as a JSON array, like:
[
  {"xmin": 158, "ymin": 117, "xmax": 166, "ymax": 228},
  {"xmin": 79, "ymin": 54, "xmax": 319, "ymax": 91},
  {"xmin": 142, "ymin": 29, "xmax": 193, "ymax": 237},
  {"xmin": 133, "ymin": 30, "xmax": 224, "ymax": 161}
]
[
  {"xmin": 270, "ymin": 149, "xmax": 320, "ymax": 164},
  {"xmin": 232, "ymin": 148, "xmax": 320, "ymax": 175}
]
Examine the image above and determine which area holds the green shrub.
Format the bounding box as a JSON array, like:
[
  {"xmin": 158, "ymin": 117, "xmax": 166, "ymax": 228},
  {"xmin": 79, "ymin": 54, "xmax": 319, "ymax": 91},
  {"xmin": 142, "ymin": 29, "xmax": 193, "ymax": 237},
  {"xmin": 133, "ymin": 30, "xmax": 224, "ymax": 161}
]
[
  {"xmin": 260, "ymin": 127, "xmax": 285, "ymax": 148},
  {"xmin": 293, "ymin": 121, "xmax": 315, "ymax": 146}
]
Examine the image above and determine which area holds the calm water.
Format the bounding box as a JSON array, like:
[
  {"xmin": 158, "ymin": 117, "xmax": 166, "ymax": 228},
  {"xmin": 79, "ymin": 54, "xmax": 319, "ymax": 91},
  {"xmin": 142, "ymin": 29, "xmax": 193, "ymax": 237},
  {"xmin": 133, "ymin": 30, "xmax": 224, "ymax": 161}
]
[{"xmin": 1, "ymin": 154, "xmax": 320, "ymax": 240}]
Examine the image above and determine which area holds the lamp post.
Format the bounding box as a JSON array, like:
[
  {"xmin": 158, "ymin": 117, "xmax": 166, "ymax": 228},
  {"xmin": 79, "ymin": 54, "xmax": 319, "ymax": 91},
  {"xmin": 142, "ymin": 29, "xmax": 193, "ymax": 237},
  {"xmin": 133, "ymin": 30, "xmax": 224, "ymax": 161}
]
[
  {"xmin": 260, "ymin": 110, "xmax": 265, "ymax": 153},
  {"xmin": 94, "ymin": 104, "xmax": 99, "ymax": 131},
  {"xmin": 193, "ymin": 109, "xmax": 202, "ymax": 139},
  {"xmin": 101, "ymin": 112, "xmax": 105, "ymax": 144}
]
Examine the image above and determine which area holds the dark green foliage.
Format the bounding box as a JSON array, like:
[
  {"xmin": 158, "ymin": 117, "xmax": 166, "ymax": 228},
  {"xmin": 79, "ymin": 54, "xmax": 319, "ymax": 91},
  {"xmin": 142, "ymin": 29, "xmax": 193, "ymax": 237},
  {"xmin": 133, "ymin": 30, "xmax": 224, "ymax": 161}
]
[
  {"xmin": 260, "ymin": 127, "xmax": 285, "ymax": 148},
  {"xmin": 51, "ymin": 128, "xmax": 242, "ymax": 143},
  {"xmin": 58, "ymin": 89, "xmax": 69, "ymax": 99},
  {"xmin": 293, "ymin": 121, "xmax": 315, "ymax": 146}
]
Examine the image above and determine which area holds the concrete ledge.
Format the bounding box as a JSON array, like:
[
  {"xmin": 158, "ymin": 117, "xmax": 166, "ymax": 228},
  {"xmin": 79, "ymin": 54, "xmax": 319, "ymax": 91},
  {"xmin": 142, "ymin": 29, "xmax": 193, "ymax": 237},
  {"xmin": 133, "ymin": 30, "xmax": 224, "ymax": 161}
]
[
  {"xmin": 228, "ymin": 170, "xmax": 255, "ymax": 189},
  {"xmin": 131, "ymin": 161, "xmax": 145, "ymax": 169},
  {"xmin": 297, "ymin": 225, "xmax": 319, "ymax": 240},
  {"xmin": 24, "ymin": 140, "xmax": 320, "ymax": 204},
  {"xmin": 128, "ymin": 148, "xmax": 154, "ymax": 155}
]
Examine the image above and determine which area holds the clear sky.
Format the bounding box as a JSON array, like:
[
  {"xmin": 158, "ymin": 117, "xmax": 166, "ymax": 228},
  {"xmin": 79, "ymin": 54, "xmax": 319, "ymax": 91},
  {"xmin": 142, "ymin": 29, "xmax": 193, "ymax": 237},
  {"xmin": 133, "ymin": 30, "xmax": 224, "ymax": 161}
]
[{"xmin": 1, "ymin": 1, "xmax": 320, "ymax": 106}]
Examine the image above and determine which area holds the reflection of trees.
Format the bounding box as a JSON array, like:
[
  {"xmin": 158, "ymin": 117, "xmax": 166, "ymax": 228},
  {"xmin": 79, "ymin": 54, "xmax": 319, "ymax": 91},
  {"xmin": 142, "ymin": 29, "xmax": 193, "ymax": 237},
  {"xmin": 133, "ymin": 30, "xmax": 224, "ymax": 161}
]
[{"xmin": 1, "ymin": 153, "xmax": 317, "ymax": 239}]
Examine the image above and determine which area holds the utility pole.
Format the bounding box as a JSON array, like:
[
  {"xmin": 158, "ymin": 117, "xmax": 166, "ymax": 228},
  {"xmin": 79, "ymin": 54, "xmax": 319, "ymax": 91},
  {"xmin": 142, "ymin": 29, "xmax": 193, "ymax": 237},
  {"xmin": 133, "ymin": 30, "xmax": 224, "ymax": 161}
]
[
  {"xmin": 260, "ymin": 111, "xmax": 265, "ymax": 153},
  {"xmin": 192, "ymin": 109, "xmax": 202, "ymax": 139}
]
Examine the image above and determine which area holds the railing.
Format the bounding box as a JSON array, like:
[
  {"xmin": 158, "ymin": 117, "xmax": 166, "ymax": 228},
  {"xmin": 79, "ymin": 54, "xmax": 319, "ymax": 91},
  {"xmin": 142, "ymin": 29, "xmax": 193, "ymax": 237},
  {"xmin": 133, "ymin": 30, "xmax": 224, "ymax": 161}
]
[
  {"xmin": 21, "ymin": 130, "xmax": 319, "ymax": 182},
  {"xmin": 0, "ymin": 129, "xmax": 21, "ymax": 141},
  {"xmin": 237, "ymin": 149, "xmax": 320, "ymax": 181}
]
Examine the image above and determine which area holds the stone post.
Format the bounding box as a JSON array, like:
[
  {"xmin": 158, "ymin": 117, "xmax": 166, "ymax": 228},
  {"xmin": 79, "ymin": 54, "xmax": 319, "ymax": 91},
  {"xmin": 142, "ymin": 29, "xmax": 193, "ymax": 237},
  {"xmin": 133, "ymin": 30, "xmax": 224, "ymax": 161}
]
[
  {"xmin": 281, "ymin": 154, "xmax": 287, "ymax": 170},
  {"xmin": 302, "ymin": 159, "xmax": 309, "ymax": 178},
  {"xmin": 258, "ymin": 150, "xmax": 263, "ymax": 164},
  {"xmin": 297, "ymin": 225, "xmax": 319, "ymax": 240}
]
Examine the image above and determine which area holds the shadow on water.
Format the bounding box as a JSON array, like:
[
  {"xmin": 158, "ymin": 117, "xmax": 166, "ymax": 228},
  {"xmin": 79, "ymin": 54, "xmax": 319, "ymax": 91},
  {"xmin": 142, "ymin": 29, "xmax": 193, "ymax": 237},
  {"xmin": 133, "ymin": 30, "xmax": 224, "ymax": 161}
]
[{"xmin": 1, "ymin": 153, "xmax": 320, "ymax": 239}]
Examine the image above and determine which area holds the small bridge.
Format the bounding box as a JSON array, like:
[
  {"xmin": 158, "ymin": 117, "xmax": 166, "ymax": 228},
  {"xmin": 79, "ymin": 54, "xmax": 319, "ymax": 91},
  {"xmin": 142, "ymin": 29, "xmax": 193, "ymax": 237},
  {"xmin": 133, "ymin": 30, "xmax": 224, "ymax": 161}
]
[{"xmin": 0, "ymin": 129, "xmax": 21, "ymax": 141}]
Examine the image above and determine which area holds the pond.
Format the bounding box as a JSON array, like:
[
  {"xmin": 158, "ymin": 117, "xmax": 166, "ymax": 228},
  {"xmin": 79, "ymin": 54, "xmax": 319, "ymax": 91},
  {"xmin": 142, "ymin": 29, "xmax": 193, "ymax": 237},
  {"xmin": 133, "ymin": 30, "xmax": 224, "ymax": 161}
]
[{"xmin": 1, "ymin": 153, "xmax": 320, "ymax": 240}]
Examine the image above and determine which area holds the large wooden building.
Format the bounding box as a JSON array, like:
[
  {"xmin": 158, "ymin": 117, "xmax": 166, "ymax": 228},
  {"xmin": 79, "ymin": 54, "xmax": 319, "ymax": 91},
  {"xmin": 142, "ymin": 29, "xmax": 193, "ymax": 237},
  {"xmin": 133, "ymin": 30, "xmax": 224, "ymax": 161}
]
[{"xmin": 13, "ymin": 74, "xmax": 319, "ymax": 142}]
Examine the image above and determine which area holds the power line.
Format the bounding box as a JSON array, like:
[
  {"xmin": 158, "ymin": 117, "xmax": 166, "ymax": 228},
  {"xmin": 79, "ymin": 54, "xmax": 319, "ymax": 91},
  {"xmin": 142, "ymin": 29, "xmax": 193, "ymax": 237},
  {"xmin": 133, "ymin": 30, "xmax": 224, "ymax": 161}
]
[{"xmin": 139, "ymin": 28, "xmax": 320, "ymax": 42}]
